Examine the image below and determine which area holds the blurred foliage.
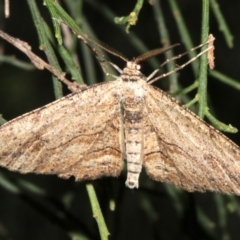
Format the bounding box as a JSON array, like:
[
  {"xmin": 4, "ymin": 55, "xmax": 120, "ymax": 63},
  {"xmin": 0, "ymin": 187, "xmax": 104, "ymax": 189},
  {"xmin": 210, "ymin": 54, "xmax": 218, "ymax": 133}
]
[{"xmin": 1, "ymin": 0, "xmax": 240, "ymax": 240}]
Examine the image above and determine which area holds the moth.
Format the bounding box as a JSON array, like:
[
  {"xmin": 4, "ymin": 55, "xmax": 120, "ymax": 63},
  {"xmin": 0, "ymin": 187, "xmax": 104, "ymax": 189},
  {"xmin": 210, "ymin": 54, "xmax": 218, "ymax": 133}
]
[{"xmin": 1, "ymin": 30, "xmax": 240, "ymax": 194}]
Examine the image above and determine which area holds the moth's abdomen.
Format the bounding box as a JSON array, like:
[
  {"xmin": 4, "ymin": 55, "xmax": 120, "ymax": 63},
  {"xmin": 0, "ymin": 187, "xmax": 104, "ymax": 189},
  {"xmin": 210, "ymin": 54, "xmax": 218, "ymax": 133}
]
[{"xmin": 123, "ymin": 100, "xmax": 144, "ymax": 188}]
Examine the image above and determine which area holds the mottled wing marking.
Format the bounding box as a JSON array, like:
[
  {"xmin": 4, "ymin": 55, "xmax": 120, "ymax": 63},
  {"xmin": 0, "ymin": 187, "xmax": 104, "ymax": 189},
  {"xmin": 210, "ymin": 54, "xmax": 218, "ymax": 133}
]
[
  {"xmin": 143, "ymin": 84, "xmax": 240, "ymax": 194},
  {"xmin": 0, "ymin": 82, "xmax": 124, "ymax": 180}
]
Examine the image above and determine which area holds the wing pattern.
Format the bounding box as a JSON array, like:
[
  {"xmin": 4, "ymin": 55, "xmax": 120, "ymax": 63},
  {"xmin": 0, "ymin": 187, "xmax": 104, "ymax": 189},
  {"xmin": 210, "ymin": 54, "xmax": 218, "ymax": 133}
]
[
  {"xmin": 143, "ymin": 84, "xmax": 240, "ymax": 194},
  {"xmin": 0, "ymin": 82, "xmax": 123, "ymax": 180}
]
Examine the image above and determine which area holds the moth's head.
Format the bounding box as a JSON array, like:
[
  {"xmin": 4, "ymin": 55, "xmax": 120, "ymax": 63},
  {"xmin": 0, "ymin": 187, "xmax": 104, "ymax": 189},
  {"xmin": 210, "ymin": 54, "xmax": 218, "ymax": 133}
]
[
  {"xmin": 125, "ymin": 61, "xmax": 141, "ymax": 72},
  {"xmin": 121, "ymin": 61, "xmax": 144, "ymax": 81}
]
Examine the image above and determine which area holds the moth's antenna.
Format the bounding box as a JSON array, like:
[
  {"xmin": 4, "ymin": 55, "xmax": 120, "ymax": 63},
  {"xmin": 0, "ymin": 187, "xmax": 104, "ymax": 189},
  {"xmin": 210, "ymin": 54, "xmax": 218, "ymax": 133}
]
[
  {"xmin": 77, "ymin": 34, "xmax": 129, "ymax": 62},
  {"xmin": 135, "ymin": 44, "xmax": 180, "ymax": 63},
  {"xmin": 147, "ymin": 36, "xmax": 215, "ymax": 84}
]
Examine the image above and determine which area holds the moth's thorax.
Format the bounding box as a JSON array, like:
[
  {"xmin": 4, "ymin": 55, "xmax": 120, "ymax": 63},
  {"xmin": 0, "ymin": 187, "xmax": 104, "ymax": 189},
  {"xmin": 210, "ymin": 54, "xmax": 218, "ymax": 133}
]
[{"xmin": 117, "ymin": 61, "xmax": 147, "ymax": 99}]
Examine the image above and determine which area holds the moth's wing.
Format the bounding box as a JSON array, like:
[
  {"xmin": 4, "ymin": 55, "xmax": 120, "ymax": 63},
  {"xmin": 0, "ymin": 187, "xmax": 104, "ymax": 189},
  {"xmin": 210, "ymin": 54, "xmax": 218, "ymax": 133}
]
[
  {"xmin": 0, "ymin": 81, "xmax": 124, "ymax": 181},
  {"xmin": 143, "ymin": 85, "xmax": 240, "ymax": 194}
]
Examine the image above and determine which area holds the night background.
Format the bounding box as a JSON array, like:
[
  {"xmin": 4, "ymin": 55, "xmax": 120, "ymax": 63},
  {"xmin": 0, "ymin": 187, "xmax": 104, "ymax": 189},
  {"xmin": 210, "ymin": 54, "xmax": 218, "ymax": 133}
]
[{"xmin": 1, "ymin": 0, "xmax": 240, "ymax": 239}]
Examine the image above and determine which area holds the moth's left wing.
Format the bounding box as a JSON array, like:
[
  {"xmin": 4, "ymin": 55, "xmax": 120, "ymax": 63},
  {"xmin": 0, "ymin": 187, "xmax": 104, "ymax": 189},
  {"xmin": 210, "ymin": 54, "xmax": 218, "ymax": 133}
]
[{"xmin": 143, "ymin": 85, "xmax": 240, "ymax": 194}]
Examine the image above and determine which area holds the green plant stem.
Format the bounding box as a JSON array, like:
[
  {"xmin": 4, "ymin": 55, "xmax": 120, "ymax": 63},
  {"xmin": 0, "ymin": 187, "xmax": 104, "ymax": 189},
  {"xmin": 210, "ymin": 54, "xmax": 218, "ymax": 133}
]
[
  {"xmin": 0, "ymin": 55, "xmax": 35, "ymax": 70},
  {"xmin": 210, "ymin": 0, "xmax": 234, "ymax": 48},
  {"xmin": 197, "ymin": 0, "xmax": 209, "ymax": 119},
  {"xmin": 86, "ymin": 183, "xmax": 109, "ymax": 240},
  {"xmin": 196, "ymin": 206, "xmax": 216, "ymax": 234},
  {"xmin": 210, "ymin": 70, "xmax": 240, "ymax": 90},
  {"xmin": 214, "ymin": 194, "xmax": 230, "ymax": 239},
  {"xmin": 0, "ymin": 115, "xmax": 7, "ymax": 125},
  {"xmin": 114, "ymin": 0, "xmax": 144, "ymax": 31},
  {"xmin": 153, "ymin": 0, "xmax": 179, "ymax": 92},
  {"xmin": 81, "ymin": 17, "xmax": 102, "ymax": 84},
  {"xmin": 45, "ymin": 0, "xmax": 84, "ymax": 36},
  {"xmin": 168, "ymin": 0, "xmax": 198, "ymax": 76},
  {"xmin": 184, "ymin": 95, "xmax": 199, "ymax": 108},
  {"xmin": 172, "ymin": 81, "xmax": 198, "ymax": 97},
  {"xmin": 205, "ymin": 110, "xmax": 238, "ymax": 133},
  {"xmin": 43, "ymin": 21, "xmax": 84, "ymax": 84},
  {"xmin": 61, "ymin": 2, "xmax": 97, "ymax": 83},
  {"xmin": 226, "ymin": 195, "xmax": 240, "ymax": 215},
  {"xmin": 63, "ymin": 0, "xmax": 83, "ymax": 26},
  {"xmin": 27, "ymin": 0, "xmax": 63, "ymax": 99}
]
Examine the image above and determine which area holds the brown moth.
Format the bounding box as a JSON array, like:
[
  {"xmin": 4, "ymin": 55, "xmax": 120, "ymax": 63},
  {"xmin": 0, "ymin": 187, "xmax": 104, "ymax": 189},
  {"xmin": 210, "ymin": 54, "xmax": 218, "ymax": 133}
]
[{"xmin": 1, "ymin": 31, "xmax": 240, "ymax": 194}]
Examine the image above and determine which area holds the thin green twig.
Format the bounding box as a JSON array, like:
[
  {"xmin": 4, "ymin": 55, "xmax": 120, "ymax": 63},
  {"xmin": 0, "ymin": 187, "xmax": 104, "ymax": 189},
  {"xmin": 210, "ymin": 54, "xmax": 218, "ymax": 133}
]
[
  {"xmin": 226, "ymin": 195, "xmax": 240, "ymax": 215},
  {"xmin": 86, "ymin": 183, "xmax": 109, "ymax": 240},
  {"xmin": 210, "ymin": 0, "xmax": 234, "ymax": 48},
  {"xmin": 43, "ymin": 21, "xmax": 84, "ymax": 83},
  {"xmin": 196, "ymin": 206, "xmax": 216, "ymax": 234},
  {"xmin": 27, "ymin": 0, "xmax": 63, "ymax": 99},
  {"xmin": 0, "ymin": 115, "xmax": 7, "ymax": 125},
  {"xmin": 168, "ymin": 0, "xmax": 198, "ymax": 76},
  {"xmin": 210, "ymin": 70, "xmax": 240, "ymax": 90},
  {"xmin": 45, "ymin": 0, "xmax": 84, "ymax": 36},
  {"xmin": 184, "ymin": 95, "xmax": 199, "ymax": 109},
  {"xmin": 81, "ymin": 17, "xmax": 104, "ymax": 84},
  {"xmin": 205, "ymin": 110, "xmax": 238, "ymax": 133},
  {"xmin": 197, "ymin": 0, "xmax": 210, "ymax": 119},
  {"xmin": 196, "ymin": 1, "xmax": 238, "ymax": 133},
  {"xmin": 0, "ymin": 55, "xmax": 35, "ymax": 70},
  {"xmin": 152, "ymin": 0, "xmax": 179, "ymax": 92},
  {"xmin": 114, "ymin": 0, "xmax": 144, "ymax": 32},
  {"xmin": 172, "ymin": 81, "xmax": 199, "ymax": 97},
  {"xmin": 214, "ymin": 194, "xmax": 230, "ymax": 239}
]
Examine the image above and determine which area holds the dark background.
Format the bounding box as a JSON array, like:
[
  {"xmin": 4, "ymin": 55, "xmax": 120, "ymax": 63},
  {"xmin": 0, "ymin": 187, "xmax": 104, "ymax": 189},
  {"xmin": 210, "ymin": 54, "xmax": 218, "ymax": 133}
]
[{"xmin": 1, "ymin": 1, "xmax": 240, "ymax": 240}]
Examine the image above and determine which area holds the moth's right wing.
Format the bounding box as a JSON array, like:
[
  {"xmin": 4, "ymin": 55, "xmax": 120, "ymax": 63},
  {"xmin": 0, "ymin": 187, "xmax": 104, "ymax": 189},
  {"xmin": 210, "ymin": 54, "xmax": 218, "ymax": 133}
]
[{"xmin": 0, "ymin": 82, "xmax": 124, "ymax": 181}]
